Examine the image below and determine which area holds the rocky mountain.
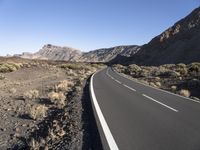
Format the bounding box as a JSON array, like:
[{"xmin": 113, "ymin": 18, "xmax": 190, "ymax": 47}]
[
  {"xmin": 79, "ymin": 45, "xmax": 140, "ymax": 62},
  {"xmin": 17, "ymin": 44, "xmax": 140, "ymax": 62},
  {"xmin": 35, "ymin": 44, "xmax": 82, "ymax": 61},
  {"xmin": 17, "ymin": 44, "xmax": 82, "ymax": 61},
  {"xmin": 126, "ymin": 6, "xmax": 200, "ymax": 65}
]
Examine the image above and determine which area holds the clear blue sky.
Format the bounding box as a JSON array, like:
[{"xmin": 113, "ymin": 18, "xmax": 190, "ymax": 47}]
[{"xmin": 0, "ymin": 0, "xmax": 199, "ymax": 56}]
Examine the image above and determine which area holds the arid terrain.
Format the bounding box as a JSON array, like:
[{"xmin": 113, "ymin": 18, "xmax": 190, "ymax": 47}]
[
  {"xmin": 114, "ymin": 63, "xmax": 200, "ymax": 100},
  {"xmin": 0, "ymin": 57, "xmax": 104, "ymax": 149}
]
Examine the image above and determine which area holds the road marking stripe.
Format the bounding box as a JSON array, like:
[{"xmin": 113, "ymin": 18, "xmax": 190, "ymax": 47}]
[
  {"xmin": 123, "ymin": 84, "xmax": 136, "ymax": 92},
  {"xmin": 142, "ymin": 94, "xmax": 178, "ymax": 112},
  {"xmin": 90, "ymin": 73, "xmax": 119, "ymax": 150},
  {"xmin": 113, "ymin": 69, "xmax": 200, "ymax": 104},
  {"xmin": 115, "ymin": 80, "xmax": 121, "ymax": 84}
]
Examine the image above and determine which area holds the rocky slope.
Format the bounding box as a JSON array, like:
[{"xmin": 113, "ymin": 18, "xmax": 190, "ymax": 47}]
[
  {"xmin": 17, "ymin": 44, "xmax": 140, "ymax": 62},
  {"xmin": 127, "ymin": 6, "xmax": 200, "ymax": 65},
  {"xmin": 79, "ymin": 45, "xmax": 140, "ymax": 62}
]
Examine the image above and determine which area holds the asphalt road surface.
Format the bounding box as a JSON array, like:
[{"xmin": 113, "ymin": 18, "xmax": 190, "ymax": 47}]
[{"xmin": 91, "ymin": 67, "xmax": 200, "ymax": 150}]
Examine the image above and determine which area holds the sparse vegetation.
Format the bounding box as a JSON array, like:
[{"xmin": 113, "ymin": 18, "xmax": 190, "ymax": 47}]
[
  {"xmin": 0, "ymin": 57, "xmax": 105, "ymax": 149},
  {"xmin": 27, "ymin": 104, "xmax": 48, "ymax": 120},
  {"xmin": 48, "ymin": 91, "xmax": 66, "ymax": 107},
  {"xmin": 113, "ymin": 63, "xmax": 200, "ymax": 99},
  {"xmin": 179, "ymin": 89, "xmax": 191, "ymax": 97},
  {"xmin": 23, "ymin": 90, "xmax": 39, "ymax": 100},
  {"xmin": 0, "ymin": 63, "xmax": 22, "ymax": 73},
  {"xmin": 55, "ymin": 80, "xmax": 73, "ymax": 92}
]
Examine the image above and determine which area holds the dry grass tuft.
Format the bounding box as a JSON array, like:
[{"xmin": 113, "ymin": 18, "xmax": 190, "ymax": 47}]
[
  {"xmin": 0, "ymin": 63, "xmax": 22, "ymax": 73},
  {"xmin": 48, "ymin": 91, "xmax": 66, "ymax": 107},
  {"xmin": 179, "ymin": 89, "xmax": 190, "ymax": 97},
  {"xmin": 23, "ymin": 90, "xmax": 39, "ymax": 100},
  {"xmin": 55, "ymin": 80, "xmax": 73, "ymax": 92},
  {"xmin": 27, "ymin": 104, "xmax": 48, "ymax": 120},
  {"xmin": 171, "ymin": 85, "xmax": 177, "ymax": 91}
]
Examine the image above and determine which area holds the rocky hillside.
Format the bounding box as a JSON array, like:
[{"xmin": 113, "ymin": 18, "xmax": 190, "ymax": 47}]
[
  {"xmin": 17, "ymin": 44, "xmax": 82, "ymax": 61},
  {"xmin": 79, "ymin": 45, "xmax": 140, "ymax": 62},
  {"xmin": 17, "ymin": 44, "xmax": 140, "ymax": 62},
  {"xmin": 127, "ymin": 7, "xmax": 200, "ymax": 65}
]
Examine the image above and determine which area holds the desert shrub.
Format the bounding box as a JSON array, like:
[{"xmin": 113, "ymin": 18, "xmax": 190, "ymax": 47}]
[
  {"xmin": 179, "ymin": 89, "xmax": 190, "ymax": 97},
  {"xmin": 23, "ymin": 90, "xmax": 39, "ymax": 100},
  {"xmin": 125, "ymin": 64, "xmax": 142, "ymax": 77},
  {"xmin": 27, "ymin": 104, "xmax": 47, "ymax": 120},
  {"xmin": 139, "ymin": 69, "xmax": 150, "ymax": 77},
  {"xmin": 171, "ymin": 85, "xmax": 177, "ymax": 91},
  {"xmin": 188, "ymin": 63, "xmax": 200, "ymax": 76},
  {"xmin": 153, "ymin": 66, "xmax": 168, "ymax": 76},
  {"xmin": 162, "ymin": 64, "xmax": 176, "ymax": 69},
  {"xmin": 59, "ymin": 63, "xmax": 85, "ymax": 70},
  {"xmin": 155, "ymin": 77, "xmax": 161, "ymax": 81},
  {"xmin": 177, "ymin": 63, "xmax": 186, "ymax": 68},
  {"xmin": 159, "ymin": 70, "xmax": 180, "ymax": 78},
  {"xmin": 0, "ymin": 63, "xmax": 21, "ymax": 73},
  {"xmin": 55, "ymin": 80, "xmax": 73, "ymax": 92},
  {"xmin": 113, "ymin": 64, "xmax": 125, "ymax": 73},
  {"xmin": 48, "ymin": 91, "xmax": 66, "ymax": 106},
  {"xmin": 155, "ymin": 82, "xmax": 161, "ymax": 87},
  {"xmin": 149, "ymin": 82, "xmax": 157, "ymax": 87},
  {"xmin": 75, "ymin": 86, "xmax": 82, "ymax": 92},
  {"xmin": 175, "ymin": 63, "xmax": 188, "ymax": 76}
]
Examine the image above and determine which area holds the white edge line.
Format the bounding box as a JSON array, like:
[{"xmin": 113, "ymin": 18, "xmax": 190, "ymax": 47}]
[
  {"xmin": 142, "ymin": 94, "xmax": 178, "ymax": 112},
  {"xmin": 90, "ymin": 71, "xmax": 119, "ymax": 150},
  {"xmin": 113, "ymin": 69, "xmax": 200, "ymax": 104}
]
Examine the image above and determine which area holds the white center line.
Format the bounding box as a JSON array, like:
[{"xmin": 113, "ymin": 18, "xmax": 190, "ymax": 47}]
[
  {"xmin": 142, "ymin": 94, "xmax": 178, "ymax": 112},
  {"xmin": 123, "ymin": 84, "xmax": 136, "ymax": 92},
  {"xmin": 115, "ymin": 80, "xmax": 121, "ymax": 84}
]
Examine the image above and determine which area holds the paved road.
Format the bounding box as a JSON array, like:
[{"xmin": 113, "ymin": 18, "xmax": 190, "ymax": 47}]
[{"xmin": 91, "ymin": 67, "xmax": 200, "ymax": 150}]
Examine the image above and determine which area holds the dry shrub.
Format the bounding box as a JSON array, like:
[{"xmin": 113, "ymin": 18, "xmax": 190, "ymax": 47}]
[
  {"xmin": 55, "ymin": 80, "xmax": 73, "ymax": 92},
  {"xmin": 0, "ymin": 63, "xmax": 22, "ymax": 73},
  {"xmin": 27, "ymin": 104, "xmax": 48, "ymax": 120},
  {"xmin": 175, "ymin": 63, "xmax": 188, "ymax": 76},
  {"xmin": 155, "ymin": 82, "xmax": 161, "ymax": 87},
  {"xmin": 171, "ymin": 85, "xmax": 177, "ymax": 91},
  {"xmin": 179, "ymin": 89, "xmax": 190, "ymax": 97},
  {"xmin": 155, "ymin": 77, "xmax": 161, "ymax": 81},
  {"xmin": 149, "ymin": 82, "xmax": 157, "ymax": 87},
  {"xmin": 48, "ymin": 91, "xmax": 66, "ymax": 106},
  {"xmin": 188, "ymin": 62, "xmax": 200, "ymax": 76},
  {"xmin": 24, "ymin": 90, "xmax": 39, "ymax": 100}
]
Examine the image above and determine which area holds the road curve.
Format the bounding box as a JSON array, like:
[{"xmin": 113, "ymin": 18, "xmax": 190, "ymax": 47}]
[{"xmin": 91, "ymin": 67, "xmax": 200, "ymax": 150}]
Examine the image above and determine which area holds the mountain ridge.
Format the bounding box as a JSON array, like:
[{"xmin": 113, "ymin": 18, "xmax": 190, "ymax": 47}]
[{"xmin": 16, "ymin": 44, "xmax": 140, "ymax": 62}]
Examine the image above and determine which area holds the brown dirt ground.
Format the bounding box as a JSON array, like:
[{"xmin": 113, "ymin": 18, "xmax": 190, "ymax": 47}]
[{"xmin": 0, "ymin": 63, "xmax": 68, "ymax": 149}]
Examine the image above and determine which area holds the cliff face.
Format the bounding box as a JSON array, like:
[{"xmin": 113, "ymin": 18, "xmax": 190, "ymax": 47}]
[{"xmin": 129, "ymin": 7, "xmax": 200, "ymax": 65}]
